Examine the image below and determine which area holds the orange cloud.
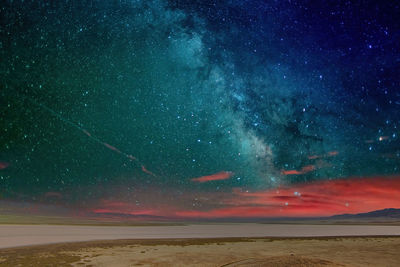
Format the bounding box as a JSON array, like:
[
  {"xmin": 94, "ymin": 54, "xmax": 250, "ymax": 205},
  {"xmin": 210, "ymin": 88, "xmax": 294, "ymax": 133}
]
[
  {"xmin": 191, "ymin": 171, "xmax": 234, "ymax": 183},
  {"xmin": 281, "ymin": 165, "xmax": 316, "ymax": 175}
]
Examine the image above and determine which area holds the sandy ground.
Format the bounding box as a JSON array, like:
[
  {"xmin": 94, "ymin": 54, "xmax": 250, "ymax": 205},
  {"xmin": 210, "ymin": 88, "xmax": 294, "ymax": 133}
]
[
  {"xmin": 1, "ymin": 223, "xmax": 400, "ymax": 249},
  {"xmin": 0, "ymin": 237, "xmax": 400, "ymax": 266}
]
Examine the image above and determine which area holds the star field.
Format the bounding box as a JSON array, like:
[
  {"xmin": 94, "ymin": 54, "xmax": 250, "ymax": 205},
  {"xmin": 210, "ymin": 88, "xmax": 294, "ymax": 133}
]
[{"xmin": 0, "ymin": 0, "xmax": 399, "ymax": 219}]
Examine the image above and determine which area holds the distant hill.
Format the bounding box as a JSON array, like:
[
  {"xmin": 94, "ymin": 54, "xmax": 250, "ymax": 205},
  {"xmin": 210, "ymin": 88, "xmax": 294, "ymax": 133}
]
[{"xmin": 331, "ymin": 208, "xmax": 400, "ymax": 219}]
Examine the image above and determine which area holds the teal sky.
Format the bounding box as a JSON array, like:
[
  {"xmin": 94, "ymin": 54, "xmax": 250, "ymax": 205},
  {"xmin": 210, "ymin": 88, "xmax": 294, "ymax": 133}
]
[{"xmin": 1, "ymin": 0, "xmax": 399, "ymax": 219}]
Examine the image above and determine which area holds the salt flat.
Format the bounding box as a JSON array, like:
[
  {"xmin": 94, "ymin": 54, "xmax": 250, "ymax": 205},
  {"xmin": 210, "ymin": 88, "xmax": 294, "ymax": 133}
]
[{"xmin": 1, "ymin": 223, "xmax": 400, "ymax": 249}]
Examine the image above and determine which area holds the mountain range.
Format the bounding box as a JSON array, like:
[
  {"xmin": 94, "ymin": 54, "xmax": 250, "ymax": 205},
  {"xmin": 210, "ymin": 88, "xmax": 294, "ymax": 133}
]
[{"xmin": 331, "ymin": 208, "xmax": 400, "ymax": 219}]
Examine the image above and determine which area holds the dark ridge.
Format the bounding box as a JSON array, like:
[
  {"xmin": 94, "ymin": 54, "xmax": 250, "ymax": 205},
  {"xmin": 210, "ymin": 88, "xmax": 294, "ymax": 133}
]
[{"xmin": 331, "ymin": 208, "xmax": 400, "ymax": 219}]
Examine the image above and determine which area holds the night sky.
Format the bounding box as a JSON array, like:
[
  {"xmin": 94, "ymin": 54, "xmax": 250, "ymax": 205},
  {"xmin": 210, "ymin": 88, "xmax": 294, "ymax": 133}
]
[{"xmin": 1, "ymin": 0, "xmax": 400, "ymax": 219}]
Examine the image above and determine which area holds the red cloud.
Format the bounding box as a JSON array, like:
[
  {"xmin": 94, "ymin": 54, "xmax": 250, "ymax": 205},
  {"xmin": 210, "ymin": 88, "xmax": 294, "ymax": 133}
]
[
  {"xmin": 89, "ymin": 176, "xmax": 400, "ymax": 219},
  {"xmin": 178, "ymin": 176, "xmax": 400, "ymax": 218},
  {"xmin": 191, "ymin": 171, "xmax": 234, "ymax": 183}
]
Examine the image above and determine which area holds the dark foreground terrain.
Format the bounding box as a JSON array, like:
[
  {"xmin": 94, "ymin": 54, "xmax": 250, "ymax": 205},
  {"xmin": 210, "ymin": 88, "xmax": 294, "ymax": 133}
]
[{"xmin": 1, "ymin": 236, "xmax": 400, "ymax": 266}]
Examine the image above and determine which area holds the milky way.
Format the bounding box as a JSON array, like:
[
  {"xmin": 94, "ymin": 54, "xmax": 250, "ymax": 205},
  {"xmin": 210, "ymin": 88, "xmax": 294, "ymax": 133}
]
[{"xmin": 1, "ymin": 0, "xmax": 399, "ymax": 219}]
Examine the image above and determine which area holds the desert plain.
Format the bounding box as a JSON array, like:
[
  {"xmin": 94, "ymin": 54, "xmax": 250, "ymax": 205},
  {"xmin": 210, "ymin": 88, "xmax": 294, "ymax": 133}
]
[{"xmin": 0, "ymin": 222, "xmax": 400, "ymax": 266}]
